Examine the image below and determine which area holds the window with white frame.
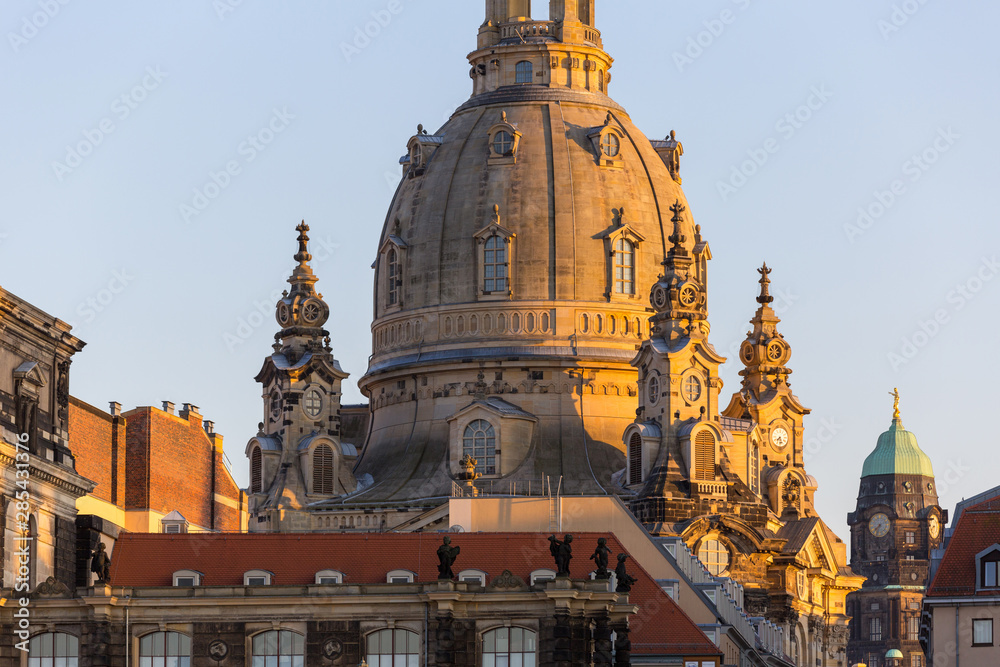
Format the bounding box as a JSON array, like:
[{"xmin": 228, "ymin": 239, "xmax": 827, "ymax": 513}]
[
  {"xmin": 244, "ymin": 570, "xmax": 272, "ymax": 586},
  {"xmin": 387, "ymin": 569, "xmax": 416, "ymax": 584},
  {"xmin": 367, "ymin": 629, "xmax": 419, "ymax": 667},
  {"xmin": 251, "ymin": 630, "xmax": 304, "ymax": 667},
  {"xmin": 315, "ymin": 570, "xmax": 344, "ymax": 585},
  {"xmin": 458, "ymin": 569, "xmax": 487, "ymax": 585},
  {"xmin": 28, "ymin": 633, "xmax": 79, "ymax": 667},
  {"xmin": 463, "ymin": 420, "xmax": 497, "ymax": 475},
  {"xmin": 911, "ymin": 654, "xmax": 923, "ymax": 667},
  {"xmin": 173, "ymin": 570, "xmax": 202, "ymax": 587},
  {"xmin": 139, "ymin": 632, "xmax": 192, "ymax": 667},
  {"xmin": 869, "ymin": 616, "xmax": 883, "ymax": 641},
  {"xmin": 482, "ymin": 627, "xmax": 537, "ymax": 667},
  {"xmin": 530, "ymin": 569, "xmax": 556, "ymax": 585},
  {"xmin": 907, "ymin": 615, "xmax": 920, "ymax": 640}
]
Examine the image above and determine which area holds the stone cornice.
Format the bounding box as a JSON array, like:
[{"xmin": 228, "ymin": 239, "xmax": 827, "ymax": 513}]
[{"xmin": 0, "ymin": 441, "xmax": 96, "ymax": 497}]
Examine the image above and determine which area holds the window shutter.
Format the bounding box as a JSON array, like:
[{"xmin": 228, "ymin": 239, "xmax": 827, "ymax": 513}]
[
  {"xmin": 695, "ymin": 432, "xmax": 715, "ymax": 480},
  {"xmin": 629, "ymin": 433, "xmax": 642, "ymax": 485},
  {"xmin": 250, "ymin": 447, "xmax": 262, "ymax": 493},
  {"xmin": 313, "ymin": 445, "xmax": 335, "ymax": 495}
]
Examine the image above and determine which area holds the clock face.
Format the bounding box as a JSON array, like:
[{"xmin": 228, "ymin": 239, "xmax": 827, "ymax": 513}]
[
  {"xmin": 928, "ymin": 515, "xmax": 940, "ymax": 539},
  {"xmin": 771, "ymin": 427, "xmax": 789, "ymax": 448},
  {"xmin": 869, "ymin": 513, "xmax": 890, "ymax": 538}
]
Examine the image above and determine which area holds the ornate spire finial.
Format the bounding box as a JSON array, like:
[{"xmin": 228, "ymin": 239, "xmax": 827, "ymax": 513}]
[
  {"xmin": 756, "ymin": 263, "xmax": 774, "ymax": 305},
  {"xmin": 890, "ymin": 388, "xmax": 901, "ymax": 422},
  {"xmin": 295, "ymin": 221, "xmax": 312, "ymax": 265}
]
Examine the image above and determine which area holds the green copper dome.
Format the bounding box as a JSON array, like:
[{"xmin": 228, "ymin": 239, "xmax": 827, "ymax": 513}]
[{"xmin": 861, "ymin": 419, "xmax": 935, "ymax": 478}]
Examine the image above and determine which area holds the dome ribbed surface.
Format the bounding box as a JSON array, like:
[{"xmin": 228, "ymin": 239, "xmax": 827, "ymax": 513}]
[{"xmin": 860, "ymin": 419, "xmax": 934, "ymax": 478}]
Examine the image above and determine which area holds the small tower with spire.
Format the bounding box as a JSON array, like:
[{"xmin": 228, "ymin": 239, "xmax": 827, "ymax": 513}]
[
  {"xmin": 846, "ymin": 390, "xmax": 944, "ymax": 667},
  {"xmin": 245, "ymin": 222, "xmax": 356, "ymax": 533}
]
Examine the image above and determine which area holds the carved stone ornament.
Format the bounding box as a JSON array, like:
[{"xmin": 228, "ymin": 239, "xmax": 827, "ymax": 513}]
[
  {"xmin": 208, "ymin": 639, "xmax": 229, "ymax": 661},
  {"xmin": 322, "ymin": 637, "xmax": 344, "ymax": 659},
  {"xmin": 34, "ymin": 576, "xmax": 70, "ymax": 598},
  {"xmin": 487, "ymin": 569, "xmax": 527, "ymax": 591}
]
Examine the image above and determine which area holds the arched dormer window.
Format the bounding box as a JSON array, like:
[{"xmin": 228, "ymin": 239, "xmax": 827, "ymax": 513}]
[
  {"xmin": 463, "ymin": 420, "xmax": 497, "ymax": 476},
  {"xmin": 474, "ymin": 206, "xmax": 516, "ymax": 301},
  {"xmin": 487, "ymin": 111, "xmax": 522, "ymax": 166},
  {"xmin": 628, "ymin": 432, "xmax": 642, "ymax": 485},
  {"xmin": 694, "ymin": 431, "xmax": 715, "ymax": 481},
  {"xmin": 599, "ymin": 208, "xmax": 644, "ymax": 302},
  {"xmin": 312, "ymin": 444, "xmax": 334, "ymax": 495},
  {"xmin": 315, "ymin": 569, "xmax": 345, "ymax": 585},
  {"xmin": 588, "ymin": 116, "xmax": 625, "ymax": 169},
  {"xmin": 515, "ymin": 60, "xmax": 533, "ymax": 84},
  {"xmin": 250, "ymin": 446, "xmax": 262, "ymax": 494}
]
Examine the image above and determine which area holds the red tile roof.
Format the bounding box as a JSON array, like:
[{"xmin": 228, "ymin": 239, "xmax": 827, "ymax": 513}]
[
  {"xmin": 927, "ymin": 496, "xmax": 1000, "ymax": 597},
  {"xmin": 110, "ymin": 531, "xmax": 720, "ymax": 657}
]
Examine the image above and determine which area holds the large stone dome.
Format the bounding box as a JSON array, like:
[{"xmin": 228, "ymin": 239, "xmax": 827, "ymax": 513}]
[{"xmin": 346, "ymin": 2, "xmax": 705, "ymax": 507}]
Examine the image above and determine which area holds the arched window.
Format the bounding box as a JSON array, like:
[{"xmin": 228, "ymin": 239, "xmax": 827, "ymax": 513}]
[
  {"xmin": 463, "ymin": 420, "xmax": 497, "ymax": 475},
  {"xmin": 312, "ymin": 444, "xmax": 334, "ymax": 495},
  {"xmin": 698, "ymin": 538, "xmax": 731, "ymax": 577},
  {"xmin": 628, "ymin": 432, "xmax": 642, "ymax": 485},
  {"xmin": 250, "ymin": 446, "xmax": 262, "ymax": 494},
  {"xmin": 387, "ymin": 248, "xmax": 400, "ymax": 306},
  {"xmin": 28, "ymin": 632, "xmax": 79, "ymax": 667},
  {"xmin": 483, "ymin": 627, "xmax": 537, "ymax": 666},
  {"xmin": 367, "ymin": 628, "xmax": 419, "ymax": 667},
  {"xmin": 750, "ymin": 444, "xmax": 760, "ymax": 495},
  {"xmin": 251, "ymin": 630, "xmax": 304, "ymax": 667},
  {"xmin": 613, "ymin": 238, "xmax": 635, "ymax": 295},
  {"xmin": 598, "ymin": 70, "xmax": 604, "ymax": 92},
  {"xmin": 694, "ymin": 431, "xmax": 715, "ymax": 481},
  {"xmin": 515, "ymin": 60, "xmax": 533, "ymax": 84},
  {"xmin": 139, "ymin": 632, "xmax": 192, "ymax": 667},
  {"xmin": 483, "ymin": 236, "xmax": 508, "ymax": 294}
]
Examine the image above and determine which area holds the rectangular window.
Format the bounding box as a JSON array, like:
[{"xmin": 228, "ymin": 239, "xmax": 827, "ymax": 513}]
[
  {"xmin": 870, "ymin": 617, "xmax": 883, "ymax": 641},
  {"xmin": 907, "ymin": 616, "xmax": 920, "ymax": 640},
  {"xmin": 911, "ymin": 655, "xmax": 923, "ymax": 667},
  {"xmin": 973, "ymin": 619, "xmax": 993, "ymax": 646},
  {"xmin": 906, "ymin": 531, "xmax": 915, "ymax": 544},
  {"xmin": 984, "ymin": 561, "xmax": 998, "ymax": 588}
]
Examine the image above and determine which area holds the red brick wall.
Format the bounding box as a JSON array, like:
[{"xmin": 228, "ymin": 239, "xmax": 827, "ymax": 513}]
[
  {"xmin": 68, "ymin": 397, "xmax": 126, "ymax": 505},
  {"xmin": 124, "ymin": 407, "xmax": 243, "ymax": 532}
]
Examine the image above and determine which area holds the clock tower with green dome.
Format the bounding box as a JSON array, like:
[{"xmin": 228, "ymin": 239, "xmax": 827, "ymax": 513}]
[{"xmin": 846, "ymin": 390, "xmax": 946, "ymax": 667}]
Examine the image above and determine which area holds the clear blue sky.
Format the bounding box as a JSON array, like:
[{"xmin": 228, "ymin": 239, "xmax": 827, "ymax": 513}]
[{"xmin": 4, "ymin": 0, "xmax": 998, "ymax": 543}]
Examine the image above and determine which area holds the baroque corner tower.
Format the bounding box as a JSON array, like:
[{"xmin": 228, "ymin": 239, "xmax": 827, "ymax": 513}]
[{"xmin": 245, "ymin": 222, "xmax": 356, "ymax": 533}]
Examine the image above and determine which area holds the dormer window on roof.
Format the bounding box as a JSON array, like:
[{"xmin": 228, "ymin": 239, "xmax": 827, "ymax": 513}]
[
  {"xmin": 172, "ymin": 570, "xmax": 202, "ymax": 587},
  {"xmin": 487, "ymin": 111, "xmax": 522, "ymax": 166},
  {"xmin": 457, "ymin": 569, "xmax": 487, "ymax": 586},
  {"xmin": 315, "ymin": 570, "xmax": 345, "ymax": 585},
  {"xmin": 386, "ymin": 569, "xmax": 416, "ymax": 584},
  {"xmin": 244, "ymin": 570, "xmax": 273, "ymax": 586},
  {"xmin": 976, "ymin": 545, "xmax": 1000, "ymax": 590},
  {"xmin": 161, "ymin": 511, "xmax": 189, "ymax": 534},
  {"xmin": 588, "ymin": 114, "xmax": 625, "ymax": 169},
  {"xmin": 530, "ymin": 569, "xmax": 556, "ymax": 585}
]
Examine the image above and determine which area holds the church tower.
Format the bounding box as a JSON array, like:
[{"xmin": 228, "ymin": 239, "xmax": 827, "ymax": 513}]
[
  {"xmin": 245, "ymin": 223, "xmax": 356, "ymax": 533},
  {"xmin": 846, "ymin": 392, "xmax": 945, "ymax": 667},
  {"xmin": 627, "ymin": 265, "xmax": 862, "ymax": 666}
]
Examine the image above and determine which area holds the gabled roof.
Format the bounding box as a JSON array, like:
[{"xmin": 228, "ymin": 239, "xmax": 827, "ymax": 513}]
[
  {"xmin": 927, "ymin": 495, "xmax": 1000, "ymax": 597},
  {"xmin": 109, "ymin": 532, "xmax": 720, "ymax": 658}
]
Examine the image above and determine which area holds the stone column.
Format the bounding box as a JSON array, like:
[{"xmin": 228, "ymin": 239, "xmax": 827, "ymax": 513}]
[
  {"xmin": 593, "ymin": 616, "xmax": 613, "ymax": 666},
  {"xmin": 612, "ymin": 621, "xmax": 631, "ymax": 667}
]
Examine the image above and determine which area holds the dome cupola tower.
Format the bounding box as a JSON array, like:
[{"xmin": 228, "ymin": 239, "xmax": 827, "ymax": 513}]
[{"xmin": 350, "ymin": 0, "xmax": 698, "ymax": 510}]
